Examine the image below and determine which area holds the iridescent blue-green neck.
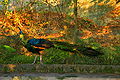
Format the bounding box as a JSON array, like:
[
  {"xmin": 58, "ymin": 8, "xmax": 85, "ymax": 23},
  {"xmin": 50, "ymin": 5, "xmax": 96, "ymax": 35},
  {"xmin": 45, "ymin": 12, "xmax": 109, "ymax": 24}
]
[{"xmin": 19, "ymin": 31, "xmax": 27, "ymax": 45}]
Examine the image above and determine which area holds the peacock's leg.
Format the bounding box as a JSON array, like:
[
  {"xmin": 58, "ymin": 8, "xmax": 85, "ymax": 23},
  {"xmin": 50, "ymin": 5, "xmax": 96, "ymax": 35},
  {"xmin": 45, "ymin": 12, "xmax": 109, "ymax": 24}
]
[
  {"xmin": 32, "ymin": 55, "xmax": 38, "ymax": 64},
  {"xmin": 39, "ymin": 51, "xmax": 44, "ymax": 64},
  {"xmin": 40, "ymin": 55, "xmax": 43, "ymax": 64}
]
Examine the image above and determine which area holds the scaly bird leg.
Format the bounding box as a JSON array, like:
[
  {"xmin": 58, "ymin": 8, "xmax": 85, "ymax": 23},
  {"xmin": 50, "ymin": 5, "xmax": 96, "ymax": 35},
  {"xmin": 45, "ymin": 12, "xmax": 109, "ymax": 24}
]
[
  {"xmin": 32, "ymin": 55, "xmax": 38, "ymax": 64},
  {"xmin": 39, "ymin": 50, "xmax": 44, "ymax": 64},
  {"xmin": 40, "ymin": 55, "xmax": 43, "ymax": 64}
]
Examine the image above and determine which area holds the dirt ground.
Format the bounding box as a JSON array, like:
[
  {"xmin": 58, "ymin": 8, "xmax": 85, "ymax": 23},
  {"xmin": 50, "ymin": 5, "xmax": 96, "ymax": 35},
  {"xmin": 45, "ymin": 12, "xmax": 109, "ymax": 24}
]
[{"xmin": 0, "ymin": 73, "xmax": 120, "ymax": 80}]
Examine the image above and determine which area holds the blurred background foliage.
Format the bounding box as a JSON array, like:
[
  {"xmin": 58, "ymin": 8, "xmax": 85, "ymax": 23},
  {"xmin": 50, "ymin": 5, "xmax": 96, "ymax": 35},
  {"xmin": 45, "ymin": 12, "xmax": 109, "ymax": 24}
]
[{"xmin": 0, "ymin": 0, "xmax": 120, "ymax": 64}]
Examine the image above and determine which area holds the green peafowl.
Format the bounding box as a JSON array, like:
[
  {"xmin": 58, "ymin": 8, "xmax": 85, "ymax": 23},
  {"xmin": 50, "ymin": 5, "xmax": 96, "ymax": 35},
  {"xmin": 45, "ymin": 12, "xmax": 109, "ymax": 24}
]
[{"xmin": 18, "ymin": 28, "xmax": 103, "ymax": 64}]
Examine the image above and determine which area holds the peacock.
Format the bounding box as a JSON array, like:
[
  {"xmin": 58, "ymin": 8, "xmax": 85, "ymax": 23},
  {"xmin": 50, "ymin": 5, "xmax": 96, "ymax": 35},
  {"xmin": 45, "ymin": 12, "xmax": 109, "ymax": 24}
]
[{"xmin": 18, "ymin": 28, "xmax": 103, "ymax": 64}]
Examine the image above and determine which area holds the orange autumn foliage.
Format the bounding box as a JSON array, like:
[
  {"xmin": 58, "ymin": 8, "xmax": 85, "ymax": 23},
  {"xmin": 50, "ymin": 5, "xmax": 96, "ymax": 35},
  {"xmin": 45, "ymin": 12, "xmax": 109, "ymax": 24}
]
[{"xmin": 80, "ymin": 30, "xmax": 93, "ymax": 39}]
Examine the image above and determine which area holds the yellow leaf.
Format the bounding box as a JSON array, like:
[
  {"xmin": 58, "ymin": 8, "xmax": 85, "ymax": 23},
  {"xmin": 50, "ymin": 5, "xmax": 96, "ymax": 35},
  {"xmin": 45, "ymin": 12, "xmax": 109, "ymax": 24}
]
[
  {"xmin": 63, "ymin": 25, "xmax": 67, "ymax": 29},
  {"xmin": 8, "ymin": 64, "xmax": 16, "ymax": 72}
]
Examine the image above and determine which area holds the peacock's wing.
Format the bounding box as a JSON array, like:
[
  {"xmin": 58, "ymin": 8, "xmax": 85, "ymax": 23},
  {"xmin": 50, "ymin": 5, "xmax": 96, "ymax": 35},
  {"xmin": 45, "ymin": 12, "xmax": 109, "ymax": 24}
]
[{"xmin": 24, "ymin": 43, "xmax": 44, "ymax": 54}]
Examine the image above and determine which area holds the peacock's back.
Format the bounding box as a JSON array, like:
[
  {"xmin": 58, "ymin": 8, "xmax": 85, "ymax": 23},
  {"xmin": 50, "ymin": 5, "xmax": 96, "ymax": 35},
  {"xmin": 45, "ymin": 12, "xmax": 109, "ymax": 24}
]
[{"xmin": 28, "ymin": 38, "xmax": 54, "ymax": 48}]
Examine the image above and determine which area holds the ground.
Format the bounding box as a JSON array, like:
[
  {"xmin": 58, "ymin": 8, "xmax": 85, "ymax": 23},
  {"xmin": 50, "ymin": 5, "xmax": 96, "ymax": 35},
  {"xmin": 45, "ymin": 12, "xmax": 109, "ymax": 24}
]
[{"xmin": 0, "ymin": 73, "xmax": 120, "ymax": 80}]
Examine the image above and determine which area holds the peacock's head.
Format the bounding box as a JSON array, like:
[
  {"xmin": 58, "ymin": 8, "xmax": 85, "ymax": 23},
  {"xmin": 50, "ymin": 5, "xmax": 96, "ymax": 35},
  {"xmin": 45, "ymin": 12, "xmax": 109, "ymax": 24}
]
[{"xmin": 19, "ymin": 31, "xmax": 23, "ymax": 34}]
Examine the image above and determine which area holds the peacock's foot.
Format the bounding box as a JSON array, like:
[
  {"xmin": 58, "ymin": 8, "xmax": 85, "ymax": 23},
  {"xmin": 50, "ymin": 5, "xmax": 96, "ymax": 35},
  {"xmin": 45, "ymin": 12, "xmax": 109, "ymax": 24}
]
[
  {"xmin": 32, "ymin": 62, "xmax": 35, "ymax": 64},
  {"xmin": 40, "ymin": 62, "xmax": 43, "ymax": 65}
]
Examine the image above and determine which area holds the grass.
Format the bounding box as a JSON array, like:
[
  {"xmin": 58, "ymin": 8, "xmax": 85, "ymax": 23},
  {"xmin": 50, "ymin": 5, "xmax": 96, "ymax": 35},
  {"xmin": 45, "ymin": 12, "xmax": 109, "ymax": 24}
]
[{"xmin": 0, "ymin": 44, "xmax": 120, "ymax": 64}]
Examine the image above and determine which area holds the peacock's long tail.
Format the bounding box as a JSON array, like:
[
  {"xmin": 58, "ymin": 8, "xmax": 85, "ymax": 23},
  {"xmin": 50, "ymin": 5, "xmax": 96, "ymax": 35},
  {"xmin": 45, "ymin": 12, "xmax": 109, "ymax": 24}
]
[{"xmin": 52, "ymin": 41, "xmax": 103, "ymax": 56}]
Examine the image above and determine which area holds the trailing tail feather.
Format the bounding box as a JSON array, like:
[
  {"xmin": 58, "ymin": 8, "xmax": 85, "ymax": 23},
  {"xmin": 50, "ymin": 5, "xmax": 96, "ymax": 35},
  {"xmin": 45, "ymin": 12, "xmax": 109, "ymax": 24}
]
[{"xmin": 51, "ymin": 41, "xmax": 103, "ymax": 56}]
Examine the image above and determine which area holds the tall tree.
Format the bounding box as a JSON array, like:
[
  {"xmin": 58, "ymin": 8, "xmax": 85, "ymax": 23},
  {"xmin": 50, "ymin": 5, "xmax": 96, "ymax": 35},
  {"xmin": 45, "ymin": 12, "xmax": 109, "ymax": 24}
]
[{"xmin": 73, "ymin": 0, "xmax": 78, "ymax": 43}]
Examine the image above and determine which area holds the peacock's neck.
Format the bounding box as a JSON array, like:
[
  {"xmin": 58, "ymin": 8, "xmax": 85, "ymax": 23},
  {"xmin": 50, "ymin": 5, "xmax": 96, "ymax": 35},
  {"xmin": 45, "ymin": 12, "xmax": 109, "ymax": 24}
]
[
  {"xmin": 19, "ymin": 34, "xmax": 27, "ymax": 46},
  {"xmin": 20, "ymin": 34, "xmax": 24, "ymax": 41}
]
